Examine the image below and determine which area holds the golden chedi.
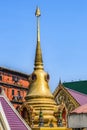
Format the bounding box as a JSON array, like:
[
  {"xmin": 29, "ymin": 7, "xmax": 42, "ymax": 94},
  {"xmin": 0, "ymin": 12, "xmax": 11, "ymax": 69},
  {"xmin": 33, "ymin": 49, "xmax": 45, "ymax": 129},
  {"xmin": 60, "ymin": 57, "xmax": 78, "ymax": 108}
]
[{"xmin": 20, "ymin": 7, "xmax": 66, "ymax": 128}]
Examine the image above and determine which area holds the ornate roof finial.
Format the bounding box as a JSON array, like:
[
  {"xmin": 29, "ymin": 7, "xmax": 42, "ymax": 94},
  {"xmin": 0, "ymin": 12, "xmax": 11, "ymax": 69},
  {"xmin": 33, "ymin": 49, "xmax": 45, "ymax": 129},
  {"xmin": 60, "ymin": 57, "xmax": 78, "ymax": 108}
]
[
  {"xmin": 34, "ymin": 7, "xmax": 43, "ymax": 70},
  {"xmin": 59, "ymin": 78, "xmax": 62, "ymax": 85}
]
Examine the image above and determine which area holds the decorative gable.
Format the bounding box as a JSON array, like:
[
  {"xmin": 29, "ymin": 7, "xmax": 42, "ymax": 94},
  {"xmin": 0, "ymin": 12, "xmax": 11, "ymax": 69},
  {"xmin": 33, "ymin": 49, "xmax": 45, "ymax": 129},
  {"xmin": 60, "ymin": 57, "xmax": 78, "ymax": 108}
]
[{"xmin": 53, "ymin": 84, "xmax": 80, "ymax": 113}]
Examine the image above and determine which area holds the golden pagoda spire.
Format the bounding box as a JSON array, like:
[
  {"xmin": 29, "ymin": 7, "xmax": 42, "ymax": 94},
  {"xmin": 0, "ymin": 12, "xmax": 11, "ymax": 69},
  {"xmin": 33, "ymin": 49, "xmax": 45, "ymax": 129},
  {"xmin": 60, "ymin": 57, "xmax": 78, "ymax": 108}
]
[
  {"xmin": 23, "ymin": 7, "xmax": 58, "ymax": 127},
  {"xmin": 34, "ymin": 7, "xmax": 43, "ymax": 70}
]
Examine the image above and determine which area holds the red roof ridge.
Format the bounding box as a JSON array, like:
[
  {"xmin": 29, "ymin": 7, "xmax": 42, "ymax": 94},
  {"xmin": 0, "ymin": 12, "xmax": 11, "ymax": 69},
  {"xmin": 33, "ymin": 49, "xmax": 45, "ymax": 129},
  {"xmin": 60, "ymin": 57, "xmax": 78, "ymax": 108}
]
[
  {"xmin": 71, "ymin": 103, "xmax": 87, "ymax": 114},
  {"xmin": 0, "ymin": 66, "xmax": 29, "ymax": 77}
]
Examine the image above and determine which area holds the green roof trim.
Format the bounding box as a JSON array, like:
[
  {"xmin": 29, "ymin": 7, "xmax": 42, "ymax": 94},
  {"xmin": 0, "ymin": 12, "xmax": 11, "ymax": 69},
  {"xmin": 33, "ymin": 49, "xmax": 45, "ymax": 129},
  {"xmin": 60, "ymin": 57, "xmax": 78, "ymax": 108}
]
[{"xmin": 63, "ymin": 80, "xmax": 87, "ymax": 95}]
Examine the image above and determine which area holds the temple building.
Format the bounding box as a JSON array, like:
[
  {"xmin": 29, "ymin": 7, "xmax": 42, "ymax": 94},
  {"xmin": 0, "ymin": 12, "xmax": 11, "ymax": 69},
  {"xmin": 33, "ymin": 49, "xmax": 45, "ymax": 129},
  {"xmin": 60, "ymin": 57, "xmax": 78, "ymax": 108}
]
[
  {"xmin": 0, "ymin": 66, "xmax": 29, "ymax": 109},
  {"xmin": 20, "ymin": 7, "xmax": 70, "ymax": 129},
  {"xmin": 53, "ymin": 80, "xmax": 87, "ymax": 113},
  {"xmin": 68, "ymin": 104, "xmax": 87, "ymax": 130}
]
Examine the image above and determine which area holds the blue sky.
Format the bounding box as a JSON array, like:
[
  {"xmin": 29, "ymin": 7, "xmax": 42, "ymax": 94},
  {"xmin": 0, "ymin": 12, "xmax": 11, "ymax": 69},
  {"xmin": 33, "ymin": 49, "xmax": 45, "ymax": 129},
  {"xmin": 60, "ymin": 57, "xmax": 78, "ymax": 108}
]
[{"xmin": 0, "ymin": 1, "xmax": 87, "ymax": 92}]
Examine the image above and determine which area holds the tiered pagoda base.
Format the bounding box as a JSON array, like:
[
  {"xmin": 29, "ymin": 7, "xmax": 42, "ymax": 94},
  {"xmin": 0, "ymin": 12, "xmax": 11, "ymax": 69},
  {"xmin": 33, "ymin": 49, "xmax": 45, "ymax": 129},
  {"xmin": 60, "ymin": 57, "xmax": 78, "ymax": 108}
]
[{"xmin": 32, "ymin": 127, "xmax": 72, "ymax": 130}]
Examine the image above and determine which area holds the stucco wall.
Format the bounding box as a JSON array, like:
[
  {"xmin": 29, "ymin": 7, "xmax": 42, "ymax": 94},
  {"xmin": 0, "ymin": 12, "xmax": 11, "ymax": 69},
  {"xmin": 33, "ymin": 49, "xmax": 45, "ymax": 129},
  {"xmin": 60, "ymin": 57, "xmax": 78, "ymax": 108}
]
[{"xmin": 68, "ymin": 113, "xmax": 87, "ymax": 128}]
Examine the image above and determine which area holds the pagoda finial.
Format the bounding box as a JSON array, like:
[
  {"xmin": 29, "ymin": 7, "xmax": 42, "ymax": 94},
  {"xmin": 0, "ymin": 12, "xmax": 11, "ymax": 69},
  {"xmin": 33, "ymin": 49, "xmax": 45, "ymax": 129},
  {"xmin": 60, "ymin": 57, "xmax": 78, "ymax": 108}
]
[
  {"xmin": 35, "ymin": 7, "xmax": 41, "ymax": 17},
  {"xmin": 34, "ymin": 7, "xmax": 44, "ymax": 70}
]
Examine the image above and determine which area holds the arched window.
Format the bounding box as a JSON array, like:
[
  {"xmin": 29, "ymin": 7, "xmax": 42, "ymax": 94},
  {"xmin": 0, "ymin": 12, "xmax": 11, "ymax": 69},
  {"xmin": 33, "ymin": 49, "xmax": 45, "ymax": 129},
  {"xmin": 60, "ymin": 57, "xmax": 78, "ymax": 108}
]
[{"xmin": 21, "ymin": 108, "xmax": 28, "ymax": 119}]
